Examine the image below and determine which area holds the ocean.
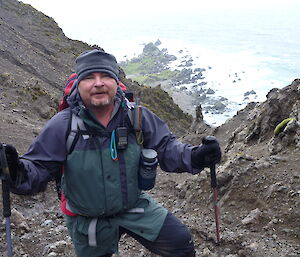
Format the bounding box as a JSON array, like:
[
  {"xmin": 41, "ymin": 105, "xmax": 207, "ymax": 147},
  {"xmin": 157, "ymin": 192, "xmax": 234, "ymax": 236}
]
[{"xmin": 63, "ymin": 6, "xmax": 300, "ymax": 126}]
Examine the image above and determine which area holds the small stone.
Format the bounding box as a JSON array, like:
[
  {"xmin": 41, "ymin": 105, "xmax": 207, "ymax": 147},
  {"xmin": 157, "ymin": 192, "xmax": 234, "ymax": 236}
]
[
  {"xmin": 202, "ymin": 247, "xmax": 212, "ymax": 256},
  {"xmin": 242, "ymin": 208, "xmax": 261, "ymax": 225},
  {"xmin": 248, "ymin": 242, "xmax": 259, "ymax": 250},
  {"xmin": 41, "ymin": 219, "xmax": 54, "ymax": 227},
  {"xmin": 48, "ymin": 253, "xmax": 57, "ymax": 257},
  {"xmin": 11, "ymin": 208, "xmax": 25, "ymax": 222}
]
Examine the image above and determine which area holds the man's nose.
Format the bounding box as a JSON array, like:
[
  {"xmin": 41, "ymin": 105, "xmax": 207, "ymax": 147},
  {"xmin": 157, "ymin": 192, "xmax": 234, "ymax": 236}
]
[
  {"xmin": 94, "ymin": 79, "xmax": 104, "ymax": 86},
  {"xmin": 94, "ymin": 74, "xmax": 105, "ymax": 86}
]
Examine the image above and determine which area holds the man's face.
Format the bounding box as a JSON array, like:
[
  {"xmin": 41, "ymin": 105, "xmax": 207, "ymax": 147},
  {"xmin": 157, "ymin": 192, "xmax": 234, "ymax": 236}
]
[{"xmin": 78, "ymin": 72, "xmax": 118, "ymax": 109}]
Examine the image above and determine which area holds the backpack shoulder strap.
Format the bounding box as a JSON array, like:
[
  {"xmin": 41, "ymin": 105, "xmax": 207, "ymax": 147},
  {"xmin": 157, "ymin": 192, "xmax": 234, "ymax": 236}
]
[
  {"xmin": 66, "ymin": 113, "xmax": 89, "ymax": 153},
  {"xmin": 66, "ymin": 102, "xmax": 144, "ymax": 154},
  {"xmin": 127, "ymin": 102, "xmax": 143, "ymax": 145}
]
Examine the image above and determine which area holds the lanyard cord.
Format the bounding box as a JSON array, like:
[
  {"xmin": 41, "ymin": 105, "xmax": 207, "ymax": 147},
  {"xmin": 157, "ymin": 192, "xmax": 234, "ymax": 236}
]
[
  {"xmin": 110, "ymin": 97, "xmax": 126, "ymax": 161},
  {"xmin": 110, "ymin": 129, "xmax": 118, "ymax": 161}
]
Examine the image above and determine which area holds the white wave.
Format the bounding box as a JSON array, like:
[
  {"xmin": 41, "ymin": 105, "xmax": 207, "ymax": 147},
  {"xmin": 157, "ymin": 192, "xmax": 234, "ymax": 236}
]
[{"xmin": 110, "ymin": 37, "xmax": 296, "ymax": 125}]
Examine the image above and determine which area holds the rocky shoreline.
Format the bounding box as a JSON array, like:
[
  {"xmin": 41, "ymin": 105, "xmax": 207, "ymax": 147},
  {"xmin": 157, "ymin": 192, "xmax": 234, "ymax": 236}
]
[{"xmin": 120, "ymin": 40, "xmax": 257, "ymax": 124}]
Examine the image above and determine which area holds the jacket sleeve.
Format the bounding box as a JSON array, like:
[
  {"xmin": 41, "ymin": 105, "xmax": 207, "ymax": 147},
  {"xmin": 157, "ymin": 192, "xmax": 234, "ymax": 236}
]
[
  {"xmin": 141, "ymin": 107, "xmax": 202, "ymax": 174},
  {"xmin": 11, "ymin": 110, "xmax": 70, "ymax": 195}
]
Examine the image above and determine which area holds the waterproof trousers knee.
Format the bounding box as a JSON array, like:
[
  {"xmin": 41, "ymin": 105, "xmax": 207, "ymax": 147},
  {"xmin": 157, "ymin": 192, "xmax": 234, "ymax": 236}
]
[{"xmin": 99, "ymin": 212, "xmax": 195, "ymax": 257}]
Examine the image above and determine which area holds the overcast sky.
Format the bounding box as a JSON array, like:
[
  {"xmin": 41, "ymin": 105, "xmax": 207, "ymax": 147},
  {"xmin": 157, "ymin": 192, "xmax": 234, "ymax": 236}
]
[
  {"xmin": 21, "ymin": 0, "xmax": 300, "ymax": 23},
  {"xmin": 19, "ymin": 0, "xmax": 300, "ymax": 58}
]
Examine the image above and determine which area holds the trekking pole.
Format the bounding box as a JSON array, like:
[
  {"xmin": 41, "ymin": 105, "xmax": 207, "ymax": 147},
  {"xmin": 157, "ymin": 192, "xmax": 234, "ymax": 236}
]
[
  {"xmin": 0, "ymin": 143, "xmax": 13, "ymax": 257},
  {"xmin": 202, "ymin": 136, "xmax": 221, "ymax": 245}
]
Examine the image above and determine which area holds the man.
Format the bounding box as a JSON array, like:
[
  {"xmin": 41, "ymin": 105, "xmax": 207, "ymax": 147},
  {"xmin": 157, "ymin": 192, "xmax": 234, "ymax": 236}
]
[{"xmin": 3, "ymin": 49, "xmax": 221, "ymax": 257}]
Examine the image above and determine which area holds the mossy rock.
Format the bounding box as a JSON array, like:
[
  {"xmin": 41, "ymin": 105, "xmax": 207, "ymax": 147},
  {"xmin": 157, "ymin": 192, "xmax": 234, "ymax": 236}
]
[{"xmin": 274, "ymin": 118, "xmax": 296, "ymax": 136}]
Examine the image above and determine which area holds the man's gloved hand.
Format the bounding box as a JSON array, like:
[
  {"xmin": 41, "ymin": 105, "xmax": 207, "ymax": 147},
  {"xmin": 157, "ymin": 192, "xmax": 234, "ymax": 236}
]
[
  {"xmin": 191, "ymin": 140, "xmax": 221, "ymax": 169},
  {"xmin": 4, "ymin": 144, "xmax": 24, "ymax": 185}
]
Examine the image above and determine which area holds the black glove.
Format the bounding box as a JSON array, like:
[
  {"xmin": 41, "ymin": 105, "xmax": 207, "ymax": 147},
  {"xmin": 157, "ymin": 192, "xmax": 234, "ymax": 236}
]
[
  {"xmin": 191, "ymin": 141, "xmax": 221, "ymax": 169},
  {"xmin": 4, "ymin": 144, "xmax": 24, "ymax": 185}
]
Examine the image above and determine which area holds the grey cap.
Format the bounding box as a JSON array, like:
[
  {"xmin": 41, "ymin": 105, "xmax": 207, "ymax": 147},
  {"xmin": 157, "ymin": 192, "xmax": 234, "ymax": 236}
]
[{"xmin": 75, "ymin": 49, "xmax": 119, "ymax": 83}]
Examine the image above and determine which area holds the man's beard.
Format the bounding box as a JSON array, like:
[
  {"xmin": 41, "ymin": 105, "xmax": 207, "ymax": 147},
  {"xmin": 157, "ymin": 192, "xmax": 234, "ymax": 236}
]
[{"xmin": 90, "ymin": 96, "xmax": 114, "ymax": 107}]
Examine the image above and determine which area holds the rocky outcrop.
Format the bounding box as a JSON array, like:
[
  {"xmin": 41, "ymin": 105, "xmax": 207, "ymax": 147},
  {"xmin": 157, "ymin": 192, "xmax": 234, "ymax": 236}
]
[
  {"xmin": 268, "ymin": 118, "xmax": 300, "ymax": 154},
  {"xmin": 174, "ymin": 80, "xmax": 300, "ymax": 256},
  {"xmin": 223, "ymin": 79, "xmax": 300, "ymax": 153}
]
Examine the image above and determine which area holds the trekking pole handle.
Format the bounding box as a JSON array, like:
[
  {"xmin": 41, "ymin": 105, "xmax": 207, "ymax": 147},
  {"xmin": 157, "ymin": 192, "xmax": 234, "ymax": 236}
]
[
  {"xmin": 2, "ymin": 180, "xmax": 11, "ymax": 218},
  {"xmin": 0, "ymin": 143, "xmax": 11, "ymax": 218},
  {"xmin": 202, "ymin": 136, "xmax": 218, "ymax": 188},
  {"xmin": 209, "ymin": 164, "xmax": 217, "ymax": 188}
]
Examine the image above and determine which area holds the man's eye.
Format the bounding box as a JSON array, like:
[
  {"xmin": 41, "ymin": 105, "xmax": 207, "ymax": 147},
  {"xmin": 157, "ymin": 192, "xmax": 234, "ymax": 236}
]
[{"xmin": 84, "ymin": 76, "xmax": 94, "ymax": 80}]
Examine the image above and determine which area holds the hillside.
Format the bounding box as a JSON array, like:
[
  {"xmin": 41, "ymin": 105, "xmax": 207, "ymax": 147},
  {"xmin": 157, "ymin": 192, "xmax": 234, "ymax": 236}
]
[
  {"xmin": 0, "ymin": 0, "xmax": 192, "ymax": 152},
  {"xmin": 0, "ymin": 0, "xmax": 300, "ymax": 257}
]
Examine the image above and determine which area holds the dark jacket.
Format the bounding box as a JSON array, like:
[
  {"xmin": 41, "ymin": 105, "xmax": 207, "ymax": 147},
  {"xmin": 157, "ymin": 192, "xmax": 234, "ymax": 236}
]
[{"xmin": 14, "ymin": 86, "xmax": 200, "ymax": 195}]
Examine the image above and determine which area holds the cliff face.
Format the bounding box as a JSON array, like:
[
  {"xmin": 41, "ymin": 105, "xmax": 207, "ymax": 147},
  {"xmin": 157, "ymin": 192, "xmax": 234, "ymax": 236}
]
[
  {"xmin": 0, "ymin": 0, "xmax": 92, "ymax": 150},
  {"xmin": 0, "ymin": 0, "xmax": 191, "ymax": 152},
  {"xmin": 0, "ymin": 0, "xmax": 90, "ymax": 90}
]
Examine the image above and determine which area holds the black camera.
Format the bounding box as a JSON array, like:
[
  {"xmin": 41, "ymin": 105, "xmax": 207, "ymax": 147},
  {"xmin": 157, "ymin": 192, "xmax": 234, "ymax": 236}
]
[{"xmin": 116, "ymin": 127, "xmax": 128, "ymax": 150}]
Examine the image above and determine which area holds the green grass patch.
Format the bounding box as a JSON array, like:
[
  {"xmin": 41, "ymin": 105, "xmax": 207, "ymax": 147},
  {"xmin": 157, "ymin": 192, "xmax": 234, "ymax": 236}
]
[
  {"xmin": 122, "ymin": 57, "xmax": 157, "ymax": 74},
  {"xmin": 122, "ymin": 62, "xmax": 143, "ymax": 75},
  {"xmin": 129, "ymin": 69, "xmax": 179, "ymax": 85}
]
